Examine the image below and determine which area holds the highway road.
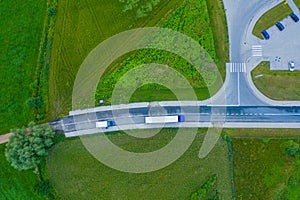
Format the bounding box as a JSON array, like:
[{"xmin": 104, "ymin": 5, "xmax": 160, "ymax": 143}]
[{"xmin": 49, "ymin": 105, "xmax": 300, "ymax": 137}]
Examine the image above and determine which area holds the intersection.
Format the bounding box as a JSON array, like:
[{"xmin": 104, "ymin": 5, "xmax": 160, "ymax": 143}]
[{"xmin": 50, "ymin": 0, "xmax": 300, "ymax": 137}]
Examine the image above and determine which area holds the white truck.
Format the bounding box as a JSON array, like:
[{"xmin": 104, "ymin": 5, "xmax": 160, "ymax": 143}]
[
  {"xmin": 145, "ymin": 115, "xmax": 185, "ymax": 124},
  {"xmin": 96, "ymin": 121, "xmax": 115, "ymax": 128}
]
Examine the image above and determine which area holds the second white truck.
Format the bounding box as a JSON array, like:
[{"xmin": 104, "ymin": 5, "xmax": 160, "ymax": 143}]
[{"xmin": 145, "ymin": 115, "xmax": 185, "ymax": 124}]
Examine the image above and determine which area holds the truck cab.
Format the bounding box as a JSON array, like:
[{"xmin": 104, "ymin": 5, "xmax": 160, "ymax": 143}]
[{"xmin": 178, "ymin": 115, "xmax": 185, "ymax": 122}]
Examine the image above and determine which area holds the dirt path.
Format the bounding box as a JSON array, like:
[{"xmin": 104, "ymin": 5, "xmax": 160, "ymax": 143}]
[{"xmin": 0, "ymin": 133, "xmax": 12, "ymax": 144}]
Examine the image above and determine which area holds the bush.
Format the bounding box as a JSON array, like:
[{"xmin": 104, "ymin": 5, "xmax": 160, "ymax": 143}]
[
  {"xmin": 26, "ymin": 96, "xmax": 44, "ymax": 110},
  {"xmin": 48, "ymin": 7, "xmax": 56, "ymax": 16},
  {"xmin": 34, "ymin": 180, "xmax": 55, "ymax": 199},
  {"xmin": 189, "ymin": 174, "xmax": 218, "ymax": 199}
]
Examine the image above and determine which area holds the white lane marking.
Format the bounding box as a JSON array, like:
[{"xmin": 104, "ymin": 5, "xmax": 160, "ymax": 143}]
[
  {"xmin": 263, "ymin": 113, "xmax": 300, "ymax": 116},
  {"xmin": 237, "ymin": 69, "xmax": 240, "ymax": 105}
]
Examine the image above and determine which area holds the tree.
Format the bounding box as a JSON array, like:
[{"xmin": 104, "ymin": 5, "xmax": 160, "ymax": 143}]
[{"xmin": 5, "ymin": 122, "xmax": 55, "ymax": 172}]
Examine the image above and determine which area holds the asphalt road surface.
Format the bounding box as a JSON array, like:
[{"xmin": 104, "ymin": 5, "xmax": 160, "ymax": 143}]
[{"xmin": 49, "ymin": 105, "xmax": 300, "ymax": 136}]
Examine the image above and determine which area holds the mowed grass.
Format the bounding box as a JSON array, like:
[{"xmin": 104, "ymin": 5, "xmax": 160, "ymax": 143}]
[
  {"xmin": 252, "ymin": 2, "xmax": 292, "ymax": 39},
  {"xmin": 0, "ymin": 0, "xmax": 47, "ymax": 134},
  {"xmin": 251, "ymin": 62, "xmax": 300, "ymax": 100},
  {"xmin": 232, "ymin": 137, "xmax": 300, "ymax": 199},
  {"xmin": 0, "ymin": 144, "xmax": 43, "ymax": 200},
  {"xmin": 47, "ymin": 129, "xmax": 232, "ymax": 199},
  {"xmin": 49, "ymin": 0, "xmax": 182, "ymax": 118}
]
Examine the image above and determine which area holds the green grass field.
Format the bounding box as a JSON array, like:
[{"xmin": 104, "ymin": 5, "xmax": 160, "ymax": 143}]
[
  {"xmin": 252, "ymin": 2, "xmax": 292, "ymax": 39},
  {"xmin": 0, "ymin": 144, "xmax": 43, "ymax": 199},
  {"xmin": 49, "ymin": 0, "xmax": 183, "ymax": 118},
  {"xmin": 251, "ymin": 62, "xmax": 300, "ymax": 100},
  {"xmin": 232, "ymin": 138, "xmax": 300, "ymax": 199},
  {"xmin": 46, "ymin": 129, "xmax": 232, "ymax": 199},
  {"xmin": 49, "ymin": 0, "xmax": 227, "ymax": 118},
  {"xmin": 0, "ymin": 0, "xmax": 47, "ymax": 134}
]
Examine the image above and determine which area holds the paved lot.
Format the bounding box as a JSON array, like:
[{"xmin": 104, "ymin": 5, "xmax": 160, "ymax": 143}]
[{"xmin": 262, "ymin": 14, "xmax": 300, "ymax": 70}]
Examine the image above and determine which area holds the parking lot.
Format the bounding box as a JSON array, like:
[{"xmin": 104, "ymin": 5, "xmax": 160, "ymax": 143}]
[{"xmin": 261, "ymin": 13, "xmax": 300, "ymax": 70}]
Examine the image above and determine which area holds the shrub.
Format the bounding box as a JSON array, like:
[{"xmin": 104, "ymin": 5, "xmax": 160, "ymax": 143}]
[
  {"xmin": 48, "ymin": 7, "xmax": 56, "ymax": 16},
  {"xmin": 34, "ymin": 180, "xmax": 55, "ymax": 199},
  {"xmin": 26, "ymin": 96, "xmax": 44, "ymax": 110}
]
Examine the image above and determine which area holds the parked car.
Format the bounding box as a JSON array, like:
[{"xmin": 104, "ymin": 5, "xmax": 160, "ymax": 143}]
[
  {"xmin": 289, "ymin": 61, "xmax": 295, "ymax": 72},
  {"xmin": 261, "ymin": 30, "xmax": 270, "ymax": 40},
  {"xmin": 290, "ymin": 13, "xmax": 299, "ymax": 22},
  {"xmin": 275, "ymin": 22, "xmax": 285, "ymax": 31}
]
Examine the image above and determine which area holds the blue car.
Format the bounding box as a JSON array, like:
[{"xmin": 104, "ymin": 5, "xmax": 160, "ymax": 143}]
[
  {"xmin": 261, "ymin": 30, "xmax": 270, "ymax": 40},
  {"xmin": 290, "ymin": 13, "xmax": 299, "ymax": 22},
  {"xmin": 275, "ymin": 22, "xmax": 285, "ymax": 31}
]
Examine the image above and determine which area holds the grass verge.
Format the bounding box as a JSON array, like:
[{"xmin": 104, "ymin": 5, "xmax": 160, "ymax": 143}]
[
  {"xmin": 47, "ymin": 129, "xmax": 232, "ymax": 199},
  {"xmin": 206, "ymin": 0, "xmax": 229, "ymax": 81},
  {"xmin": 253, "ymin": 2, "xmax": 292, "ymax": 39},
  {"xmin": 251, "ymin": 62, "xmax": 300, "ymax": 100},
  {"xmin": 224, "ymin": 128, "xmax": 300, "ymax": 139}
]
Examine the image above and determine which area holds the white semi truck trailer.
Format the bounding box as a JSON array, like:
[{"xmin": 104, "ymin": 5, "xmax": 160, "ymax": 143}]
[{"xmin": 145, "ymin": 115, "xmax": 185, "ymax": 124}]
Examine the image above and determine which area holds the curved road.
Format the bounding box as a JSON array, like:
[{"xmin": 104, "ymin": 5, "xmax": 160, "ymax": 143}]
[
  {"xmin": 222, "ymin": 0, "xmax": 300, "ymax": 106},
  {"xmin": 47, "ymin": 0, "xmax": 300, "ymax": 137}
]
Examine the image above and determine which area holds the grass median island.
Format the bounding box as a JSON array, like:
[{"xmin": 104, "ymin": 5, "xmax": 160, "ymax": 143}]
[
  {"xmin": 47, "ymin": 129, "xmax": 232, "ymax": 199},
  {"xmin": 0, "ymin": 1, "xmax": 47, "ymax": 134},
  {"xmin": 232, "ymin": 137, "xmax": 300, "ymax": 199},
  {"xmin": 253, "ymin": 2, "xmax": 292, "ymax": 39},
  {"xmin": 251, "ymin": 62, "xmax": 300, "ymax": 100}
]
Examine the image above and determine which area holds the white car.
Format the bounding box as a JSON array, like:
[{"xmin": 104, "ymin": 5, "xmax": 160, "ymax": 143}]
[{"xmin": 289, "ymin": 61, "xmax": 295, "ymax": 72}]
